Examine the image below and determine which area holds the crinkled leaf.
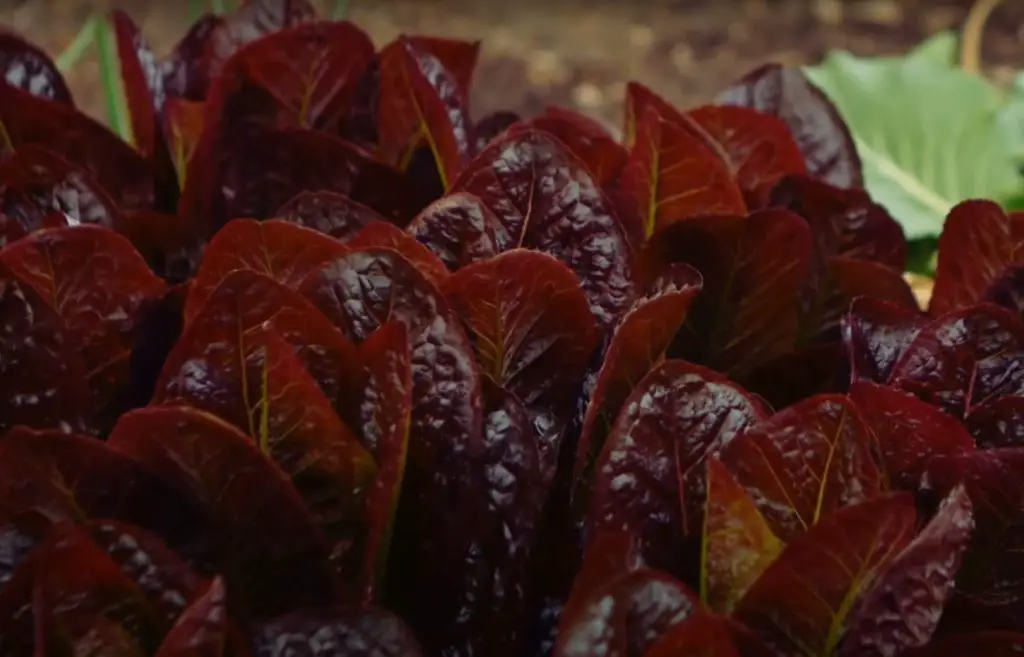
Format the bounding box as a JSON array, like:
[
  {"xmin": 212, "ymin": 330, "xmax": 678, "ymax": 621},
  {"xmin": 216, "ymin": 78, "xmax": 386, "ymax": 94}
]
[
  {"xmin": 715, "ymin": 63, "xmax": 863, "ymax": 190},
  {"xmin": 554, "ymin": 569, "xmax": 698, "ymax": 657},
  {"xmin": 446, "ymin": 249, "xmax": 599, "ymax": 481},
  {"xmin": 734, "ymin": 494, "xmax": 917, "ymax": 657},
  {"xmin": 378, "ymin": 36, "xmax": 471, "ymax": 189},
  {"xmin": 276, "ymin": 189, "xmax": 384, "ymax": 242},
  {"xmin": 184, "ymin": 218, "xmax": 348, "ymax": 323},
  {"xmin": 803, "ymin": 51, "xmax": 1021, "ymax": 238},
  {"xmin": 849, "ymin": 381, "xmax": 974, "ymax": 490},
  {"xmin": 451, "ymin": 127, "xmax": 636, "ymax": 328},
  {"xmin": 838, "ymin": 486, "xmax": 974, "ymax": 657},
  {"xmin": 586, "ymin": 360, "xmax": 767, "ymax": 579},
  {"xmin": 621, "ymin": 106, "xmax": 746, "ymax": 239},
  {"xmin": 107, "ymin": 404, "xmax": 337, "ymax": 621},
  {"xmin": 685, "ymin": 105, "xmax": 806, "ymax": 207},
  {"xmin": 0, "ymin": 82, "xmax": 154, "ymax": 210},
  {"xmin": 249, "ymin": 607, "xmax": 424, "ymax": 657},
  {"xmin": 0, "ymin": 428, "xmax": 210, "ymax": 588},
  {"xmin": 153, "ymin": 577, "xmax": 232, "ymax": 657},
  {"xmin": 356, "ymin": 322, "xmax": 413, "ymax": 602},
  {"xmin": 0, "ymin": 30, "xmax": 72, "ymax": 104},
  {"xmin": 155, "ymin": 296, "xmax": 374, "ymax": 572},
  {"xmin": 701, "ymin": 457, "xmax": 783, "ymax": 614},
  {"xmin": 842, "ymin": 297, "xmax": 928, "ymax": 384},
  {"xmin": 648, "ymin": 208, "xmax": 812, "ymax": 380},
  {"xmin": 1, "ymin": 224, "xmax": 166, "ymax": 420},
  {"xmin": 890, "ymin": 303, "xmax": 1024, "ymax": 418},
  {"xmin": 930, "ymin": 200, "xmax": 1024, "ymax": 316},
  {"xmin": 0, "ymin": 145, "xmax": 120, "ymax": 231},
  {"xmin": 0, "ymin": 523, "xmax": 163, "ymax": 656},
  {"xmin": 574, "ymin": 263, "xmax": 702, "ymax": 488},
  {"xmin": 404, "ymin": 191, "xmax": 504, "ymax": 270},
  {"xmin": 965, "ymin": 395, "xmax": 1024, "ymax": 449},
  {"xmin": 347, "ymin": 221, "xmax": 450, "ymax": 288},
  {"xmin": 0, "ymin": 265, "xmax": 92, "ymax": 433},
  {"xmin": 529, "ymin": 106, "xmax": 628, "ymax": 187},
  {"xmin": 722, "ymin": 394, "xmax": 882, "ymax": 541}
]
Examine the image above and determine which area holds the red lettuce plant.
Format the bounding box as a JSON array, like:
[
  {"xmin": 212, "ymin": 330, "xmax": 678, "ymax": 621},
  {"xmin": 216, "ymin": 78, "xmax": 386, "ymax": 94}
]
[{"xmin": 0, "ymin": 2, "xmax": 1020, "ymax": 656}]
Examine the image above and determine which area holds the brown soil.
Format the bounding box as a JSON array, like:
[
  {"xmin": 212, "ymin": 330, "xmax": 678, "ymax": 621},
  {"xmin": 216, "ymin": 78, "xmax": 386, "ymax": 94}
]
[{"xmin": 2, "ymin": 0, "xmax": 1023, "ymax": 131}]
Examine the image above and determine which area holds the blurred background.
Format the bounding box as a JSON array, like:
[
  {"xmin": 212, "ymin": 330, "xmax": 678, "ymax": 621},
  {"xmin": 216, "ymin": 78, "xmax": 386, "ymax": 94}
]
[{"xmin": 1, "ymin": 0, "xmax": 1022, "ymax": 128}]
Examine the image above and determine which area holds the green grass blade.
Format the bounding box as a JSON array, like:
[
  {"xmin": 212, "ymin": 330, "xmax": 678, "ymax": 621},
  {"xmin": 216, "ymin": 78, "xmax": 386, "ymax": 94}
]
[
  {"xmin": 94, "ymin": 15, "xmax": 136, "ymax": 146},
  {"xmin": 55, "ymin": 15, "xmax": 98, "ymax": 73},
  {"xmin": 209, "ymin": 0, "xmax": 228, "ymax": 14},
  {"xmin": 188, "ymin": 0, "xmax": 206, "ymax": 21},
  {"xmin": 332, "ymin": 0, "xmax": 351, "ymax": 19}
]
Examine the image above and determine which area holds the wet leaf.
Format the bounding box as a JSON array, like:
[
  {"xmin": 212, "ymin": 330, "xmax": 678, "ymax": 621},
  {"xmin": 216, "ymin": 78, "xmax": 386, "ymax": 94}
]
[{"xmin": 404, "ymin": 191, "xmax": 505, "ymax": 270}]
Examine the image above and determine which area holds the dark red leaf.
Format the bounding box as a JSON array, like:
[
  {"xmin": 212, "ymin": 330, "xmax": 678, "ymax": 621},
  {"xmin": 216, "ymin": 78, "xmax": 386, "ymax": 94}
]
[
  {"xmin": 249, "ymin": 607, "xmax": 424, "ymax": 657},
  {"xmin": 648, "ymin": 208, "xmax": 812, "ymax": 380},
  {"xmin": 842, "ymin": 297, "xmax": 928, "ymax": 385},
  {"xmin": 117, "ymin": 209, "xmax": 203, "ymax": 284},
  {"xmin": 529, "ymin": 106, "xmax": 628, "ymax": 187},
  {"xmin": 0, "ymin": 428, "xmax": 212, "ymax": 585},
  {"xmin": 182, "ymin": 125, "xmax": 422, "ymax": 235},
  {"xmin": 890, "ymin": 303, "xmax": 1024, "ymax": 418},
  {"xmin": 0, "ymin": 145, "xmax": 120, "ymax": 231},
  {"xmin": 299, "ymin": 247, "xmax": 487, "ymax": 651},
  {"xmin": 1, "ymin": 225, "xmax": 166, "ymax": 418},
  {"xmin": 966, "ymin": 395, "xmax": 1024, "ymax": 449},
  {"xmin": 276, "ymin": 189, "xmax": 385, "ymax": 241},
  {"xmin": 378, "ymin": 37, "xmax": 472, "ymax": 189},
  {"xmin": 0, "ymin": 82, "xmax": 154, "ymax": 210},
  {"xmin": 184, "ymin": 218, "xmax": 348, "ymax": 323},
  {"xmin": 404, "ymin": 191, "xmax": 505, "ymax": 269},
  {"xmin": 722, "ymin": 394, "xmax": 882, "ymax": 541},
  {"xmin": 621, "ymin": 107, "xmax": 746, "ymax": 239},
  {"xmin": 406, "ymin": 35, "xmax": 481, "ymax": 96},
  {"xmin": 153, "ymin": 577, "xmax": 233, "ymax": 657},
  {"xmin": 643, "ymin": 612, "xmax": 743, "ymax": 657},
  {"xmin": 0, "ymin": 522, "xmax": 163, "ymax": 656},
  {"xmin": 0, "ymin": 30, "xmax": 72, "ymax": 104},
  {"xmin": 715, "ymin": 63, "xmax": 863, "ymax": 189},
  {"xmin": 920, "ymin": 448, "xmax": 1024, "ymax": 612},
  {"xmin": 586, "ymin": 360, "xmax": 767, "ymax": 579},
  {"xmin": 742, "ymin": 341, "xmax": 848, "ymax": 411},
  {"xmin": 849, "ymin": 381, "xmax": 974, "ymax": 490},
  {"xmin": 803, "ymin": 255, "xmax": 918, "ymax": 343},
  {"xmin": 83, "ymin": 519, "xmax": 203, "ymax": 628},
  {"xmin": 356, "ymin": 322, "xmax": 413, "ymax": 602},
  {"xmin": 623, "ymin": 81, "xmax": 685, "ymax": 149},
  {"xmin": 161, "ymin": 13, "xmax": 222, "ymax": 100},
  {"xmin": 109, "ymin": 10, "xmax": 165, "ymax": 158},
  {"xmin": 347, "ymin": 221, "xmax": 451, "ymax": 288},
  {"xmin": 574, "ymin": 263, "xmax": 703, "ymax": 488},
  {"xmin": 554, "ymin": 569, "xmax": 698, "ymax": 657},
  {"xmin": 0, "ymin": 265, "xmax": 93, "ymax": 433},
  {"xmin": 930, "ymin": 200, "xmax": 1024, "ymax": 316},
  {"xmin": 222, "ymin": 21, "xmax": 375, "ymax": 132},
  {"xmin": 559, "ymin": 529, "xmax": 646, "ymax": 631},
  {"xmin": 155, "ymin": 298, "xmax": 374, "ymax": 574},
  {"xmin": 164, "ymin": 97, "xmax": 204, "ymax": 189},
  {"xmin": 107, "ymin": 404, "xmax": 337, "ymax": 620},
  {"xmin": 685, "ymin": 105, "xmax": 807, "ymax": 207},
  {"xmin": 839, "ymin": 486, "xmax": 974, "ymax": 657},
  {"xmin": 451, "ymin": 127, "xmax": 637, "ymax": 328},
  {"xmin": 769, "ymin": 173, "xmax": 906, "ymax": 269},
  {"xmin": 984, "ymin": 263, "xmax": 1024, "ymax": 317},
  {"xmin": 735, "ymin": 494, "xmax": 917, "ymax": 657},
  {"xmin": 701, "ymin": 457, "xmax": 782, "ymax": 614},
  {"xmin": 204, "ymin": 0, "xmax": 318, "ymax": 86},
  {"xmin": 446, "ymin": 249, "xmax": 600, "ymax": 482},
  {"xmin": 473, "ymin": 110, "xmax": 521, "ymax": 152}
]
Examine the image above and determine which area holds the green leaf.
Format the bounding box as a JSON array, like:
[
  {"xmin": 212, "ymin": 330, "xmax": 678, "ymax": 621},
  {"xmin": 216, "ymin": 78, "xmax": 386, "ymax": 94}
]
[
  {"xmin": 55, "ymin": 15, "xmax": 99, "ymax": 73},
  {"xmin": 333, "ymin": 0, "xmax": 352, "ymax": 19},
  {"xmin": 905, "ymin": 31, "xmax": 959, "ymax": 68},
  {"xmin": 94, "ymin": 14, "xmax": 135, "ymax": 147},
  {"xmin": 804, "ymin": 40, "xmax": 1024, "ymax": 240}
]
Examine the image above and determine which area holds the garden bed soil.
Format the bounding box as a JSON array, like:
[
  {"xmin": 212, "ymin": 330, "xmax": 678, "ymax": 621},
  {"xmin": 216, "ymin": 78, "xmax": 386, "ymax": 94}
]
[{"xmin": 2, "ymin": 0, "xmax": 1022, "ymax": 130}]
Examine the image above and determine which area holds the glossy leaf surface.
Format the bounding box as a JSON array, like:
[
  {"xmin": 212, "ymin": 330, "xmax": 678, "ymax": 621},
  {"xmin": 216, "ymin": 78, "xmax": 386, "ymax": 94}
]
[
  {"xmin": 276, "ymin": 189, "xmax": 384, "ymax": 242},
  {"xmin": 250, "ymin": 607, "xmax": 424, "ymax": 657},
  {"xmin": 404, "ymin": 191, "xmax": 504, "ymax": 270},
  {"xmin": 842, "ymin": 297, "xmax": 928, "ymax": 384},
  {"xmin": 0, "ymin": 30, "xmax": 72, "ymax": 104}
]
